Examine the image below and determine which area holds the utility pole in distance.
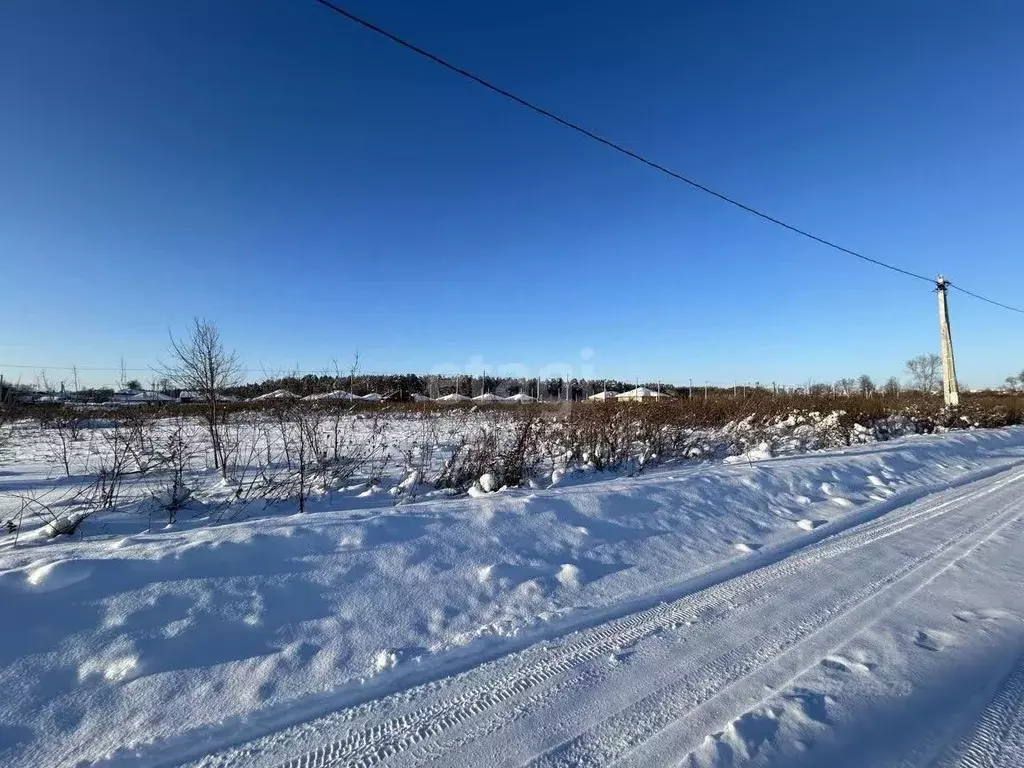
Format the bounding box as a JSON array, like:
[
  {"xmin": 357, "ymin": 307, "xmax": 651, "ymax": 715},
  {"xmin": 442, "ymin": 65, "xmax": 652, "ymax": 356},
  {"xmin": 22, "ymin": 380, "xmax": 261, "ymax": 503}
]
[{"xmin": 936, "ymin": 275, "xmax": 959, "ymax": 407}]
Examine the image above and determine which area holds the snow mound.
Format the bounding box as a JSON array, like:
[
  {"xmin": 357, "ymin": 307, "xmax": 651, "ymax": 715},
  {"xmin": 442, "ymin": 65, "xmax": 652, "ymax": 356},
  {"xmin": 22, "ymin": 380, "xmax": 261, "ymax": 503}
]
[
  {"xmin": 796, "ymin": 519, "xmax": 825, "ymax": 531},
  {"xmin": 79, "ymin": 654, "xmax": 141, "ymax": 683},
  {"xmin": 556, "ymin": 563, "xmax": 582, "ymax": 588},
  {"xmin": 26, "ymin": 559, "xmax": 94, "ymax": 591},
  {"xmin": 373, "ymin": 649, "xmax": 398, "ymax": 673}
]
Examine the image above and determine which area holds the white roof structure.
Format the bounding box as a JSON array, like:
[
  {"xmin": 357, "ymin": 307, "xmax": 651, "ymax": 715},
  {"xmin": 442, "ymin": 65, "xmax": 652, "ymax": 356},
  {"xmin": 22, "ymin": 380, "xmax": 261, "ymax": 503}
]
[
  {"xmin": 505, "ymin": 393, "xmax": 536, "ymax": 403},
  {"xmin": 253, "ymin": 389, "xmax": 298, "ymax": 401},
  {"xmin": 302, "ymin": 390, "xmax": 354, "ymax": 401},
  {"xmin": 179, "ymin": 390, "xmax": 237, "ymax": 402},
  {"xmin": 411, "ymin": 393, "xmax": 433, "ymax": 402},
  {"xmin": 360, "ymin": 393, "xmax": 382, "ymax": 402},
  {"xmin": 587, "ymin": 391, "xmax": 618, "ymax": 401},
  {"xmin": 125, "ymin": 391, "xmax": 175, "ymax": 403},
  {"xmin": 472, "ymin": 393, "xmax": 504, "ymax": 403},
  {"xmin": 436, "ymin": 393, "xmax": 471, "ymax": 403},
  {"xmin": 615, "ymin": 386, "xmax": 670, "ymax": 401}
]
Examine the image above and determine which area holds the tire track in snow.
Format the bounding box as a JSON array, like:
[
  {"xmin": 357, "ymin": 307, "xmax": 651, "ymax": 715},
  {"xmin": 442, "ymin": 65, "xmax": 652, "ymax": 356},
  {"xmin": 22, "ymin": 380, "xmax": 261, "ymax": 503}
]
[
  {"xmin": 542, "ymin": 486, "xmax": 1024, "ymax": 767},
  {"xmin": 934, "ymin": 647, "xmax": 1024, "ymax": 768},
  {"xmin": 198, "ymin": 470, "xmax": 1024, "ymax": 768}
]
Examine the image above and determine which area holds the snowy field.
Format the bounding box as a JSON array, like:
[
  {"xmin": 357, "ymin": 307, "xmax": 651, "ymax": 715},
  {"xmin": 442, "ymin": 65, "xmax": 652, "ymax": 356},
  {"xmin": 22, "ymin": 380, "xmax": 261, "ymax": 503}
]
[{"xmin": 2, "ymin": 410, "xmax": 1024, "ymax": 767}]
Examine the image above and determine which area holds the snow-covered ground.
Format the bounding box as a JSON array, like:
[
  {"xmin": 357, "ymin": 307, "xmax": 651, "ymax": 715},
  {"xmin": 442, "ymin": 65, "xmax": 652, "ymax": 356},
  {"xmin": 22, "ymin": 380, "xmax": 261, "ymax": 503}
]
[{"xmin": 2, "ymin": 422, "xmax": 1024, "ymax": 767}]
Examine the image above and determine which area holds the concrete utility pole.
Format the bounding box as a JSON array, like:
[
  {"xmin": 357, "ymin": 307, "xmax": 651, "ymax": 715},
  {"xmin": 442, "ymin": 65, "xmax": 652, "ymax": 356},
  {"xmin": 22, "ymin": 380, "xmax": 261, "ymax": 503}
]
[{"xmin": 936, "ymin": 275, "xmax": 960, "ymax": 407}]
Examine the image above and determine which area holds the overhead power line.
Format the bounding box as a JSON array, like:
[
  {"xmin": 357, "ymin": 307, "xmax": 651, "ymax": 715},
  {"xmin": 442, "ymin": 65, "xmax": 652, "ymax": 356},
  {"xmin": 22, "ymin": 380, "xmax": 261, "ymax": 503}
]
[
  {"xmin": 0, "ymin": 364, "xmax": 347, "ymax": 375},
  {"xmin": 949, "ymin": 285, "xmax": 1024, "ymax": 315},
  {"xmin": 311, "ymin": 0, "xmax": 1024, "ymax": 315}
]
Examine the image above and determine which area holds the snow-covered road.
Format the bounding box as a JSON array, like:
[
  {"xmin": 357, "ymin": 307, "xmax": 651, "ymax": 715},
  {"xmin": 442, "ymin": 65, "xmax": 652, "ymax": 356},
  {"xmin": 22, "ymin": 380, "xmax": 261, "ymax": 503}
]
[
  {"xmin": 5, "ymin": 428, "xmax": 1024, "ymax": 768},
  {"xmin": 181, "ymin": 465, "xmax": 1024, "ymax": 768}
]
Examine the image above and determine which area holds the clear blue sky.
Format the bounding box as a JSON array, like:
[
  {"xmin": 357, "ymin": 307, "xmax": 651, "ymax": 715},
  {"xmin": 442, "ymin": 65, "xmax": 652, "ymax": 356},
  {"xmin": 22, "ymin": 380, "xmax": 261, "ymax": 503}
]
[{"xmin": 2, "ymin": 1, "xmax": 1022, "ymax": 389}]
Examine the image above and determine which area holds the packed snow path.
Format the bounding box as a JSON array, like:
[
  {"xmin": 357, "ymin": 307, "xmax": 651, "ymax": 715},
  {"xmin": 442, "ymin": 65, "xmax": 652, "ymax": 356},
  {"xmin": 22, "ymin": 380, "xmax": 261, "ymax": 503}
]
[{"xmin": 178, "ymin": 467, "xmax": 1024, "ymax": 768}]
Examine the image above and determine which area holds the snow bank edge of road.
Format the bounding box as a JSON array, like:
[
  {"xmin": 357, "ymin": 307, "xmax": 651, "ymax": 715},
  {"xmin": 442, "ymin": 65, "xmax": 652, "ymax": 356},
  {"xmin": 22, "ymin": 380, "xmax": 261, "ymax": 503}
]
[{"xmin": 90, "ymin": 434, "xmax": 1024, "ymax": 768}]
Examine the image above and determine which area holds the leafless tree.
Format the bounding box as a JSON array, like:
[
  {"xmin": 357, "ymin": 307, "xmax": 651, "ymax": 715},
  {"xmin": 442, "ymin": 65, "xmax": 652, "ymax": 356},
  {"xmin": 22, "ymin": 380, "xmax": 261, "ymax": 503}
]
[
  {"xmin": 835, "ymin": 378, "xmax": 856, "ymax": 396},
  {"xmin": 858, "ymin": 375, "xmax": 876, "ymax": 396},
  {"xmin": 160, "ymin": 319, "xmax": 243, "ymax": 475},
  {"xmin": 883, "ymin": 376, "xmax": 901, "ymax": 397},
  {"xmin": 906, "ymin": 354, "xmax": 941, "ymax": 392}
]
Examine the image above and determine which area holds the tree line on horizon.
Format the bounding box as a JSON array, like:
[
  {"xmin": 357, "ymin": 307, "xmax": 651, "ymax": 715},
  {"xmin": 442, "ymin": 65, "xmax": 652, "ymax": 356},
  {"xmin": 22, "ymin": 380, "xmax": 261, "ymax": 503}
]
[{"xmin": 3, "ymin": 324, "xmax": 1022, "ymax": 404}]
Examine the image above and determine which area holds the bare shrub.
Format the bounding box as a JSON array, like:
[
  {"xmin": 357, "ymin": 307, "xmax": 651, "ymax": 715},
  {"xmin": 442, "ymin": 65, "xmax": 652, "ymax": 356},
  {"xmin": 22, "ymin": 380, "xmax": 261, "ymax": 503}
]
[
  {"xmin": 42, "ymin": 408, "xmax": 85, "ymax": 477},
  {"xmin": 283, "ymin": 400, "xmax": 330, "ymax": 513},
  {"xmin": 492, "ymin": 411, "xmax": 544, "ymax": 487},
  {"xmin": 560, "ymin": 404, "xmax": 635, "ymax": 471},
  {"xmin": 435, "ymin": 422, "xmax": 497, "ymax": 490},
  {"xmin": 152, "ymin": 417, "xmax": 203, "ymax": 523},
  {"xmin": 435, "ymin": 411, "xmax": 544, "ymax": 490},
  {"xmin": 4, "ymin": 484, "xmax": 94, "ymax": 541},
  {"xmin": 161, "ymin": 319, "xmax": 243, "ymax": 477},
  {"xmin": 87, "ymin": 418, "xmax": 141, "ymax": 511}
]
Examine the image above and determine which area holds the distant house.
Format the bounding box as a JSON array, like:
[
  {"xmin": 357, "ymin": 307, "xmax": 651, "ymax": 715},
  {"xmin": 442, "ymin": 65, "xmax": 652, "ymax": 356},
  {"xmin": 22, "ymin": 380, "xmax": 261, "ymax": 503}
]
[
  {"xmin": 587, "ymin": 391, "xmax": 618, "ymax": 402},
  {"xmin": 15, "ymin": 391, "xmax": 47, "ymax": 404},
  {"xmin": 112, "ymin": 388, "xmax": 143, "ymax": 404},
  {"xmin": 436, "ymin": 393, "xmax": 471, "ymax": 403},
  {"xmin": 125, "ymin": 391, "xmax": 175, "ymax": 404},
  {"xmin": 472, "ymin": 393, "xmax": 504, "ymax": 403},
  {"xmin": 252, "ymin": 389, "xmax": 298, "ymax": 401},
  {"xmin": 615, "ymin": 387, "xmax": 670, "ymax": 402},
  {"xmin": 302, "ymin": 390, "xmax": 354, "ymax": 401},
  {"xmin": 505, "ymin": 393, "xmax": 536, "ymax": 403},
  {"xmin": 178, "ymin": 391, "xmax": 238, "ymax": 403}
]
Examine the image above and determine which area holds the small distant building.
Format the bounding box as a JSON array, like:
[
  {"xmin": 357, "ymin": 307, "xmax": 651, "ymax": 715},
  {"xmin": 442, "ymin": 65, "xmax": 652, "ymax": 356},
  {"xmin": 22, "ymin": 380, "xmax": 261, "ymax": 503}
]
[
  {"xmin": 15, "ymin": 391, "xmax": 48, "ymax": 404},
  {"xmin": 302, "ymin": 390, "xmax": 354, "ymax": 401},
  {"xmin": 615, "ymin": 386, "xmax": 670, "ymax": 402},
  {"xmin": 472, "ymin": 393, "xmax": 504, "ymax": 403},
  {"xmin": 112, "ymin": 388, "xmax": 143, "ymax": 404},
  {"xmin": 252, "ymin": 389, "xmax": 298, "ymax": 401},
  {"xmin": 587, "ymin": 391, "xmax": 618, "ymax": 402},
  {"xmin": 505, "ymin": 393, "xmax": 536, "ymax": 403},
  {"xmin": 125, "ymin": 391, "xmax": 175, "ymax": 404},
  {"xmin": 436, "ymin": 393, "xmax": 471, "ymax": 403},
  {"xmin": 179, "ymin": 391, "xmax": 240, "ymax": 403}
]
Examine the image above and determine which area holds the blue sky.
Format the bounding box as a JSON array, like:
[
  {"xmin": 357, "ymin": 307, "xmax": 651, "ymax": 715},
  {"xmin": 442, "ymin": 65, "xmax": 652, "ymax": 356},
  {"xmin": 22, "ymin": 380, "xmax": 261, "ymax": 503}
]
[{"xmin": 2, "ymin": 1, "xmax": 1022, "ymax": 390}]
